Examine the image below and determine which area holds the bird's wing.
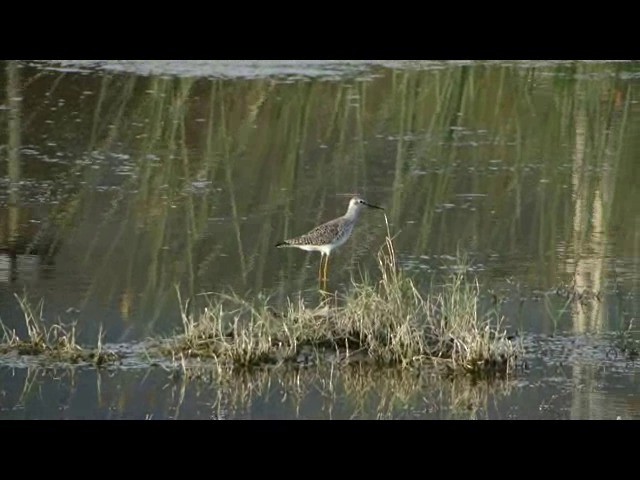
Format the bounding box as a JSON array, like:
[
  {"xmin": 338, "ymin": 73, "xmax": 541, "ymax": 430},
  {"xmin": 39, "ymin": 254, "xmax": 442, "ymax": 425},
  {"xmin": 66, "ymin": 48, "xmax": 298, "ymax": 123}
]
[{"xmin": 286, "ymin": 217, "xmax": 343, "ymax": 246}]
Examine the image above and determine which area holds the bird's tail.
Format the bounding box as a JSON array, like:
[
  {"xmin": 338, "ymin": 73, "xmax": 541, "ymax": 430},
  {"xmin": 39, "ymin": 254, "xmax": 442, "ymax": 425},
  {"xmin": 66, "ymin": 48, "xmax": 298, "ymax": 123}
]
[{"xmin": 275, "ymin": 241, "xmax": 291, "ymax": 248}]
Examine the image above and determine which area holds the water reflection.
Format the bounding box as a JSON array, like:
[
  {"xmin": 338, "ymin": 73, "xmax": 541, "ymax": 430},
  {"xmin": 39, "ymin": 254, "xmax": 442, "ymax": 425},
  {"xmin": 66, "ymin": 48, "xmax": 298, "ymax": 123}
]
[
  {"xmin": 1, "ymin": 60, "xmax": 638, "ymax": 342},
  {"xmin": 1, "ymin": 352, "xmax": 637, "ymax": 419},
  {"xmin": 1, "ymin": 60, "xmax": 640, "ymax": 419},
  {"xmin": 0, "ymin": 363, "xmax": 518, "ymax": 420}
]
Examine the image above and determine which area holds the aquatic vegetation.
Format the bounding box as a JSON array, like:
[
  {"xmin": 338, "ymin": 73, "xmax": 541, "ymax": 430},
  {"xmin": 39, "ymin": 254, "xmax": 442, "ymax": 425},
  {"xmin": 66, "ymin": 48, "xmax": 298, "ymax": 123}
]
[
  {"xmin": 0, "ymin": 294, "xmax": 120, "ymax": 366},
  {"xmin": 156, "ymin": 225, "xmax": 520, "ymax": 376},
  {"xmin": 0, "ymin": 230, "xmax": 520, "ymax": 377}
]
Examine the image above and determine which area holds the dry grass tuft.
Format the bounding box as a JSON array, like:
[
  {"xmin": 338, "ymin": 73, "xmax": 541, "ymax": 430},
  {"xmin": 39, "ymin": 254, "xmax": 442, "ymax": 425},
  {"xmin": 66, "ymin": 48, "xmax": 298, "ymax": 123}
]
[{"xmin": 156, "ymin": 217, "xmax": 520, "ymax": 376}]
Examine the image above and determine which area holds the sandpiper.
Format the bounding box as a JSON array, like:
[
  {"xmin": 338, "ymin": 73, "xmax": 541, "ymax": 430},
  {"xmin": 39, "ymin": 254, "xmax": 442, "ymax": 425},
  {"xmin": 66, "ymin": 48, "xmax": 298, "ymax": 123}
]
[{"xmin": 276, "ymin": 196, "xmax": 384, "ymax": 283}]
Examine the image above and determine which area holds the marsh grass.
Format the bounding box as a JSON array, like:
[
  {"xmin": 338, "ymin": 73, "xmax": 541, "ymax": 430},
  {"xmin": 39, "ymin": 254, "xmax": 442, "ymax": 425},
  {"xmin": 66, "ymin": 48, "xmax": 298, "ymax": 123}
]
[
  {"xmin": 0, "ymin": 294, "xmax": 120, "ymax": 366},
  {"xmin": 1, "ymin": 226, "xmax": 520, "ymax": 376},
  {"xmin": 157, "ymin": 220, "xmax": 521, "ymax": 376}
]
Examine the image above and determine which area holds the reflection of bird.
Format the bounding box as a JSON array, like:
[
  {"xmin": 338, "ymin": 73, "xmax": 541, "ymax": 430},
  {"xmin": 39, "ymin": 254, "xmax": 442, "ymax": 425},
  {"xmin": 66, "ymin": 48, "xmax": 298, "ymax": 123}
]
[{"xmin": 276, "ymin": 196, "xmax": 384, "ymax": 285}]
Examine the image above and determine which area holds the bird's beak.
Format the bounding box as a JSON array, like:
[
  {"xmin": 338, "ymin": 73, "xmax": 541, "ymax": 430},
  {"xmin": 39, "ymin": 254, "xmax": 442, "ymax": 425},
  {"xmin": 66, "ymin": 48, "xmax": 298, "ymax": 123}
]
[{"xmin": 364, "ymin": 202, "xmax": 384, "ymax": 210}]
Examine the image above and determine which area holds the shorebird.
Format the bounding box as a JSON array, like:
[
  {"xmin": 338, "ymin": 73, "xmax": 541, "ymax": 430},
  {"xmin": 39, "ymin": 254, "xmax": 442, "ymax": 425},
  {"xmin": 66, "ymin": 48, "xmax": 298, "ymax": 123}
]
[{"xmin": 275, "ymin": 196, "xmax": 384, "ymax": 283}]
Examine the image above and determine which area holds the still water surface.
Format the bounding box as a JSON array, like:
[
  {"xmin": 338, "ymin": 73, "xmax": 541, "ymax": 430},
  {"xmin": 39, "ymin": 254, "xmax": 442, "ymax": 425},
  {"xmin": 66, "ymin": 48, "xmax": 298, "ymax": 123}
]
[{"xmin": 0, "ymin": 60, "xmax": 638, "ymax": 419}]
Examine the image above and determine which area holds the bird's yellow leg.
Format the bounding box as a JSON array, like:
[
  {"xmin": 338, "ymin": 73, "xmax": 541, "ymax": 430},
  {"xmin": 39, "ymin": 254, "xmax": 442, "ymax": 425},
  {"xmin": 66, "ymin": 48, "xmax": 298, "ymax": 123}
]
[
  {"xmin": 323, "ymin": 255, "xmax": 330, "ymax": 283},
  {"xmin": 318, "ymin": 254, "xmax": 325, "ymax": 281}
]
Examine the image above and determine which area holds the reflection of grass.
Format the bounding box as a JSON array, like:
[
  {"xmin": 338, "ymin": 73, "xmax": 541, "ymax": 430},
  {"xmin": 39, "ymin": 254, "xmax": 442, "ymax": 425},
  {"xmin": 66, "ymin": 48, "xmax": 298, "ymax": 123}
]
[
  {"xmin": 9, "ymin": 62, "xmax": 636, "ymax": 337},
  {"xmin": 610, "ymin": 320, "xmax": 640, "ymax": 360},
  {"xmin": 156, "ymin": 225, "xmax": 520, "ymax": 376},
  {"xmin": 9, "ymin": 357, "xmax": 515, "ymax": 419},
  {"xmin": 0, "ymin": 294, "xmax": 119, "ymax": 366},
  {"xmin": 6, "ymin": 61, "xmax": 635, "ymax": 356},
  {"xmin": 168, "ymin": 361, "xmax": 515, "ymax": 420},
  {"xmin": 0, "ymin": 231, "xmax": 519, "ymax": 376}
]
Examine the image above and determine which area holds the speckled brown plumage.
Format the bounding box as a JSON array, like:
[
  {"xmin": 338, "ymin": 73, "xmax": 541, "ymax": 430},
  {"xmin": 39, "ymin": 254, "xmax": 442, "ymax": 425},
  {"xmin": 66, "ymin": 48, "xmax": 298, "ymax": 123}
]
[
  {"xmin": 275, "ymin": 196, "xmax": 384, "ymax": 284},
  {"xmin": 276, "ymin": 216, "xmax": 349, "ymax": 248}
]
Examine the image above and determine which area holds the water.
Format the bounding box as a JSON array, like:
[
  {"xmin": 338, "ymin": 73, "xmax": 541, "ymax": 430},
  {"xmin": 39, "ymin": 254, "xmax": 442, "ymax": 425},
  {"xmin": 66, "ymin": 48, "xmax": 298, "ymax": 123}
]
[
  {"xmin": 0, "ymin": 60, "xmax": 639, "ymax": 419},
  {"xmin": 1, "ymin": 333, "xmax": 637, "ymax": 419}
]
